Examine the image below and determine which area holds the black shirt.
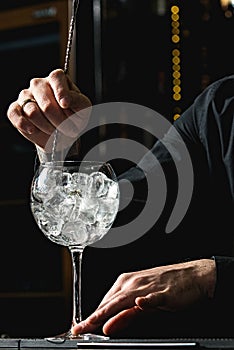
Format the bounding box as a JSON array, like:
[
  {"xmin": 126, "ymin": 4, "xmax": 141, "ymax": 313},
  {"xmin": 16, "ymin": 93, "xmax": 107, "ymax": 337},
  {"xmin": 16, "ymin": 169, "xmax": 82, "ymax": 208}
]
[{"xmin": 116, "ymin": 74, "xmax": 234, "ymax": 337}]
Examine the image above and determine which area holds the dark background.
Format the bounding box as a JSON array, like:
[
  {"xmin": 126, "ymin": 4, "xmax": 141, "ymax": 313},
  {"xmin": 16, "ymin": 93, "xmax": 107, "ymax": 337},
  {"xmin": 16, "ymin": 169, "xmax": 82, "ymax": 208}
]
[{"xmin": 0, "ymin": 0, "xmax": 233, "ymax": 338}]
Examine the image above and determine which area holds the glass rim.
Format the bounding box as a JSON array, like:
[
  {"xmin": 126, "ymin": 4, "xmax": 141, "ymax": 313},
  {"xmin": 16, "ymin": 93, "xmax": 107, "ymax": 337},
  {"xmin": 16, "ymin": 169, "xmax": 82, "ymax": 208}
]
[{"xmin": 40, "ymin": 160, "xmax": 109, "ymax": 166}]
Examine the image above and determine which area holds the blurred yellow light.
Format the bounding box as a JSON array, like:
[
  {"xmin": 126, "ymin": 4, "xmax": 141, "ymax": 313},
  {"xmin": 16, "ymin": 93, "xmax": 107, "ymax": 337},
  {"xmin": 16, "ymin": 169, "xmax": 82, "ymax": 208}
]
[
  {"xmin": 172, "ymin": 49, "xmax": 180, "ymax": 56},
  {"xmin": 173, "ymin": 114, "xmax": 180, "ymax": 120},
  {"xmin": 172, "ymin": 28, "xmax": 180, "ymax": 35},
  {"xmin": 173, "ymin": 71, "xmax": 181, "ymax": 78},
  {"xmin": 225, "ymin": 10, "xmax": 233, "ymax": 18},
  {"xmin": 171, "ymin": 13, "xmax": 179, "ymax": 21},
  {"xmin": 171, "ymin": 5, "xmax": 182, "ymax": 116},
  {"xmin": 220, "ymin": 0, "xmax": 229, "ymax": 8},
  {"xmin": 173, "ymin": 93, "xmax": 181, "ymax": 101},
  {"xmin": 172, "ymin": 21, "xmax": 180, "ymax": 28},
  {"xmin": 172, "ymin": 56, "xmax": 180, "ymax": 64},
  {"xmin": 173, "ymin": 85, "xmax": 181, "ymax": 93},
  {"xmin": 172, "ymin": 34, "xmax": 180, "ymax": 43},
  {"xmin": 171, "ymin": 5, "xmax": 179, "ymax": 13},
  {"xmin": 172, "ymin": 64, "xmax": 180, "ymax": 71},
  {"xmin": 173, "ymin": 78, "xmax": 181, "ymax": 85}
]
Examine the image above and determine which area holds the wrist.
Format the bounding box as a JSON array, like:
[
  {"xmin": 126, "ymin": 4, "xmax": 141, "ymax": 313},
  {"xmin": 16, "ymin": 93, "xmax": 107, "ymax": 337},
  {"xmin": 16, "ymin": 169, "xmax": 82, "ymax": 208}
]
[
  {"xmin": 35, "ymin": 139, "xmax": 81, "ymax": 163},
  {"xmin": 196, "ymin": 258, "xmax": 217, "ymax": 299}
]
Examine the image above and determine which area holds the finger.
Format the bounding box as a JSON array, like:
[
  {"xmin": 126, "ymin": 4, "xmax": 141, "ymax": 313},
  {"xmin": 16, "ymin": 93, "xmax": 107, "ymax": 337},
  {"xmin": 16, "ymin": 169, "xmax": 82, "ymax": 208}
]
[
  {"xmin": 48, "ymin": 69, "xmax": 92, "ymax": 112},
  {"xmin": 96, "ymin": 274, "xmax": 131, "ymax": 309},
  {"xmin": 18, "ymin": 92, "xmax": 55, "ymax": 135},
  {"xmin": 103, "ymin": 306, "xmax": 142, "ymax": 336},
  {"xmin": 71, "ymin": 306, "xmax": 141, "ymax": 337},
  {"xmin": 17, "ymin": 93, "xmax": 88, "ymax": 144},
  {"xmin": 96, "ymin": 290, "xmax": 138, "ymax": 317},
  {"xmin": 7, "ymin": 101, "xmax": 50, "ymax": 148},
  {"xmin": 47, "ymin": 69, "xmax": 75, "ymax": 108},
  {"xmin": 28, "ymin": 78, "xmax": 70, "ymax": 129},
  {"xmin": 96, "ymin": 285, "xmax": 122, "ymax": 309},
  {"xmin": 8, "ymin": 101, "xmax": 35, "ymax": 135},
  {"xmin": 69, "ymin": 90, "xmax": 92, "ymax": 112},
  {"xmin": 72, "ymin": 292, "xmax": 137, "ymax": 336},
  {"xmin": 71, "ymin": 317, "xmax": 103, "ymax": 336},
  {"xmin": 59, "ymin": 92, "xmax": 92, "ymax": 137},
  {"xmin": 30, "ymin": 74, "xmax": 91, "ymax": 138}
]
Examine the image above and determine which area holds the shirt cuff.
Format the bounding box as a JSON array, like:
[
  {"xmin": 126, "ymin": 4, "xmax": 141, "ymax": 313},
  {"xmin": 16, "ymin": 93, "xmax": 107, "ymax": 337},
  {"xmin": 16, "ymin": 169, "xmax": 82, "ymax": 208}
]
[{"xmin": 35, "ymin": 139, "xmax": 81, "ymax": 163}]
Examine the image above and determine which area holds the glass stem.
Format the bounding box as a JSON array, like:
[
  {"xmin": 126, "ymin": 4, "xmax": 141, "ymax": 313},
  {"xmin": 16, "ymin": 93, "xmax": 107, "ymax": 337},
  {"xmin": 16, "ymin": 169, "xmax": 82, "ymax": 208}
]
[{"xmin": 69, "ymin": 246, "xmax": 84, "ymax": 325}]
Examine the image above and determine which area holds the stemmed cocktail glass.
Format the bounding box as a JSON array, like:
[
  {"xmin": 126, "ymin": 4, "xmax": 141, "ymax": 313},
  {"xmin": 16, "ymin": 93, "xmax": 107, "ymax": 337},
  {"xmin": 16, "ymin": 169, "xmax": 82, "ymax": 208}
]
[{"xmin": 30, "ymin": 160, "xmax": 120, "ymax": 341}]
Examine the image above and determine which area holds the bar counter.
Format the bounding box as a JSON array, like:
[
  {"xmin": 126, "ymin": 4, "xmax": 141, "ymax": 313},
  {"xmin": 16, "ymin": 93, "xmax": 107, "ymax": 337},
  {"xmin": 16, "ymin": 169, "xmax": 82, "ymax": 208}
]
[{"xmin": 1, "ymin": 338, "xmax": 234, "ymax": 350}]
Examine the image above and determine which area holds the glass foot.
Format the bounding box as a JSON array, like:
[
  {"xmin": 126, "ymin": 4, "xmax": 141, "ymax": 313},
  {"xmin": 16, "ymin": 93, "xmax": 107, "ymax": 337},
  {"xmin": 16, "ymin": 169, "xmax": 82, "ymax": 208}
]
[
  {"xmin": 46, "ymin": 330, "xmax": 109, "ymax": 344},
  {"xmin": 77, "ymin": 333, "xmax": 110, "ymax": 341}
]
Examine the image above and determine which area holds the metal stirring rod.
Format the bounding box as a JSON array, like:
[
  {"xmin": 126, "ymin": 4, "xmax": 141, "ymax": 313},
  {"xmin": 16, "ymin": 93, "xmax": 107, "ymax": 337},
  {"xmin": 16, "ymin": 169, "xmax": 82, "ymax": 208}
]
[
  {"xmin": 64, "ymin": 0, "xmax": 80, "ymax": 74},
  {"xmin": 51, "ymin": 0, "xmax": 80, "ymax": 161}
]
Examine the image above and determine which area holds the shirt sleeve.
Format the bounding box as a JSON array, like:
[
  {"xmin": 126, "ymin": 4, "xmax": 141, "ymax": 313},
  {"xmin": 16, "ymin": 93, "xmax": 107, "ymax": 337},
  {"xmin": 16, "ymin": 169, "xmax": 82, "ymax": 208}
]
[
  {"xmin": 213, "ymin": 255, "xmax": 234, "ymax": 300},
  {"xmin": 118, "ymin": 75, "xmax": 234, "ymax": 308}
]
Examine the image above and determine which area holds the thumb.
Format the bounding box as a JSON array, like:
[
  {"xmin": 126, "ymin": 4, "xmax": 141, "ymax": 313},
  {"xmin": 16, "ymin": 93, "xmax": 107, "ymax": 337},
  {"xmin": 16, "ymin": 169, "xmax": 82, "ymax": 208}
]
[
  {"xmin": 135, "ymin": 292, "xmax": 165, "ymax": 311},
  {"xmin": 103, "ymin": 306, "xmax": 142, "ymax": 336}
]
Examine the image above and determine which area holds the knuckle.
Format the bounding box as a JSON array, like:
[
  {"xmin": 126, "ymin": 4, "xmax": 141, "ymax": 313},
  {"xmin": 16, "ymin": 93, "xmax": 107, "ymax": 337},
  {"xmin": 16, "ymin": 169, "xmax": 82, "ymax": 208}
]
[
  {"xmin": 18, "ymin": 89, "xmax": 29, "ymax": 100},
  {"xmin": 7, "ymin": 101, "xmax": 21, "ymax": 120},
  {"xmin": 49, "ymin": 68, "xmax": 64, "ymax": 81},
  {"xmin": 7, "ymin": 103, "xmax": 15, "ymax": 117},
  {"xmin": 117, "ymin": 272, "xmax": 130, "ymax": 283},
  {"xmin": 29, "ymin": 77, "xmax": 41, "ymax": 88},
  {"xmin": 117, "ymin": 293, "xmax": 129, "ymax": 304},
  {"xmin": 40, "ymin": 100, "xmax": 53, "ymax": 114}
]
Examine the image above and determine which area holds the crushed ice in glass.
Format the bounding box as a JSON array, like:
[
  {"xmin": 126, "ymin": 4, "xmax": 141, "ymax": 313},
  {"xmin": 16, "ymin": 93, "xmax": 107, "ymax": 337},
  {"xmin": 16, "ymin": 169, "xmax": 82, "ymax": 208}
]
[{"xmin": 31, "ymin": 169, "xmax": 119, "ymax": 247}]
